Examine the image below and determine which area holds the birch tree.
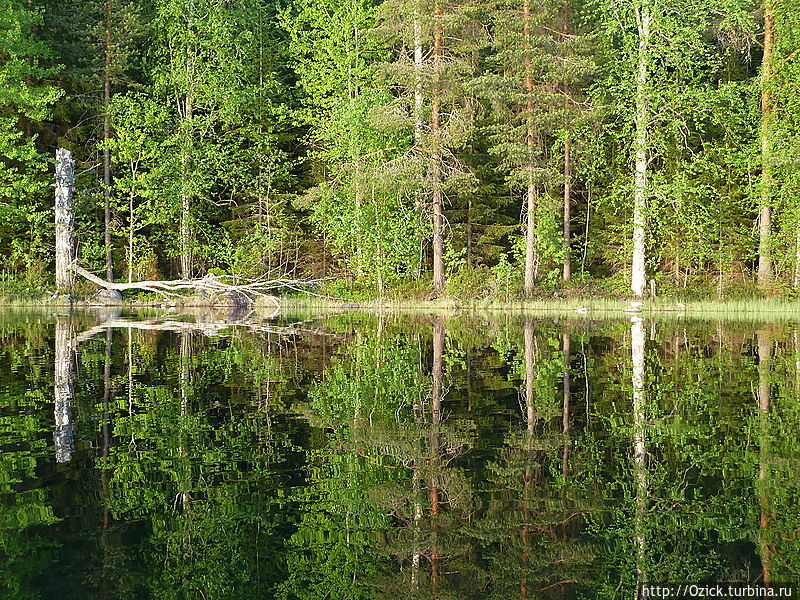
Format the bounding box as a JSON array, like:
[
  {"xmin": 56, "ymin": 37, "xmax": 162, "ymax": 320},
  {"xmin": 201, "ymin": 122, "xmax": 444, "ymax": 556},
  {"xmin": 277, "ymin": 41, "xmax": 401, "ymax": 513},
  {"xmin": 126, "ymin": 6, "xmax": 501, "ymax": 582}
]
[{"xmin": 594, "ymin": 0, "xmax": 752, "ymax": 297}]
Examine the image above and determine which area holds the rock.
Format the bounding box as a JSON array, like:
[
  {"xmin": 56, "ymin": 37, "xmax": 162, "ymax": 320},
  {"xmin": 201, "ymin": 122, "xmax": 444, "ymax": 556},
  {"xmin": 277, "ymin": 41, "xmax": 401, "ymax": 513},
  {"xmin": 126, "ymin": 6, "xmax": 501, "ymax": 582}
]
[
  {"xmin": 225, "ymin": 290, "xmax": 252, "ymax": 308},
  {"xmin": 90, "ymin": 288, "xmax": 123, "ymax": 304}
]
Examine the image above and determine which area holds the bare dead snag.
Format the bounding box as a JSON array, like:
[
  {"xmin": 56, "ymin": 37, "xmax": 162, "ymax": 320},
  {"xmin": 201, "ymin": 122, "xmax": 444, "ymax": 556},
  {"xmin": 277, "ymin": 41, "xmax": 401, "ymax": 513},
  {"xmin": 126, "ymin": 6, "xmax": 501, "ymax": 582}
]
[{"xmin": 55, "ymin": 149, "xmax": 76, "ymax": 293}]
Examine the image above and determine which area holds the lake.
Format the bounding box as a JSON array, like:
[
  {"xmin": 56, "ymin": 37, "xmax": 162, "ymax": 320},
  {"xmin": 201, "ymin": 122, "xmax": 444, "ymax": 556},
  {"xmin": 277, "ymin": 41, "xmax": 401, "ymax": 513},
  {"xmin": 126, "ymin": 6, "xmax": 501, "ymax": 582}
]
[{"xmin": 1, "ymin": 308, "xmax": 797, "ymax": 599}]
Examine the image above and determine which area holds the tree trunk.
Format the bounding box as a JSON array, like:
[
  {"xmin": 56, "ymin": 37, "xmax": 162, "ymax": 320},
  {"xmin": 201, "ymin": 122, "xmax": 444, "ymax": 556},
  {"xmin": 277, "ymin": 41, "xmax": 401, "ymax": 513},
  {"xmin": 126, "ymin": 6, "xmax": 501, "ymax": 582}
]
[
  {"xmin": 758, "ymin": 0, "xmax": 775, "ymax": 289},
  {"xmin": 54, "ymin": 316, "xmax": 75, "ymax": 463},
  {"xmin": 103, "ymin": 0, "xmax": 113, "ymax": 282},
  {"xmin": 523, "ymin": 0, "xmax": 536, "ymax": 298},
  {"xmin": 562, "ymin": 3, "xmax": 572, "ymax": 283},
  {"xmin": 431, "ymin": 2, "xmax": 445, "ymax": 296},
  {"xmin": 180, "ymin": 94, "xmax": 193, "ymax": 279},
  {"xmin": 631, "ymin": 2, "xmax": 651, "ymax": 299},
  {"xmin": 413, "ymin": 15, "xmax": 425, "ymax": 279},
  {"xmin": 128, "ymin": 190, "xmax": 134, "ymax": 283},
  {"xmin": 55, "ymin": 148, "xmax": 76, "ymax": 293},
  {"xmin": 795, "ymin": 228, "xmax": 800, "ymax": 289},
  {"xmin": 563, "ymin": 135, "xmax": 572, "ymax": 282}
]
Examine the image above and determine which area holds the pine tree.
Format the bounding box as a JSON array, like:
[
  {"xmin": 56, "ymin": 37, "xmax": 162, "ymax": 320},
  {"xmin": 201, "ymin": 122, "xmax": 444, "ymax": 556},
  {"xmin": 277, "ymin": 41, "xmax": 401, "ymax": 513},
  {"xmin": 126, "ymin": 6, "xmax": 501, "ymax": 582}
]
[
  {"xmin": 479, "ymin": 0, "xmax": 594, "ymax": 296},
  {"xmin": 373, "ymin": 0, "xmax": 481, "ymax": 295}
]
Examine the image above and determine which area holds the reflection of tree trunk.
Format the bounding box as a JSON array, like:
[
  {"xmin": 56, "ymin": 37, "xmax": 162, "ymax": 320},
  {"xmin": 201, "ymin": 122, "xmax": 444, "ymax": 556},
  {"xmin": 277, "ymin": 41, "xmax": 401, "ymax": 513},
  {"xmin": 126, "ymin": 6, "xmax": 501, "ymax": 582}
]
[
  {"xmin": 631, "ymin": 316, "xmax": 647, "ymax": 591},
  {"xmin": 562, "ymin": 333, "xmax": 571, "ymax": 477},
  {"xmin": 101, "ymin": 328, "xmax": 112, "ymax": 592},
  {"xmin": 411, "ymin": 468, "xmax": 423, "ymax": 591},
  {"xmin": 179, "ymin": 332, "xmax": 193, "ymax": 511},
  {"xmin": 54, "ymin": 316, "xmax": 76, "ymax": 463},
  {"xmin": 430, "ymin": 318, "xmax": 444, "ymax": 590},
  {"xmin": 524, "ymin": 319, "xmax": 536, "ymax": 430},
  {"xmin": 756, "ymin": 330, "xmax": 772, "ymax": 584},
  {"xmin": 521, "ymin": 318, "xmax": 536, "ymax": 597},
  {"xmin": 411, "ymin": 333, "xmax": 424, "ymax": 591}
]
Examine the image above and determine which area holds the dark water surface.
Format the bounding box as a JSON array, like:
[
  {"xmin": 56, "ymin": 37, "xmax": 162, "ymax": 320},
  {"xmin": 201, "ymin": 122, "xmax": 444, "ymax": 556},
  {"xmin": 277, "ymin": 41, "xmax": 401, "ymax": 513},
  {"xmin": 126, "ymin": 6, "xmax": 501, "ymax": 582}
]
[{"xmin": 1, "ymin": 309, "xmax": 798, "ymax": 599}]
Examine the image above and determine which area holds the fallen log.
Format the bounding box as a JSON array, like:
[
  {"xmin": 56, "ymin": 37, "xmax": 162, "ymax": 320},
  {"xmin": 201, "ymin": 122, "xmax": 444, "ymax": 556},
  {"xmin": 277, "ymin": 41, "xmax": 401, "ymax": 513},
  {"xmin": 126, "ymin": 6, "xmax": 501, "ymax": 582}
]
[{"xmin": 69, "ymin": 263, "xmax": 319, "ymax": 309}]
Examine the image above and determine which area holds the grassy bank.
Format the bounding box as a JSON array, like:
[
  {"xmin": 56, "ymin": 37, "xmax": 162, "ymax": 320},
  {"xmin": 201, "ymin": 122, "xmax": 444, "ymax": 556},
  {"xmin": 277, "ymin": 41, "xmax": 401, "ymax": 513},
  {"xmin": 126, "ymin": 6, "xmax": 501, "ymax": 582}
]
[
  {"xmin": 280, "ymin": 294, "xmax": 800, "ymax": 320},
  {"xmin": 5, "ymin": 280, "xmax": 800, "ymax": 320}
]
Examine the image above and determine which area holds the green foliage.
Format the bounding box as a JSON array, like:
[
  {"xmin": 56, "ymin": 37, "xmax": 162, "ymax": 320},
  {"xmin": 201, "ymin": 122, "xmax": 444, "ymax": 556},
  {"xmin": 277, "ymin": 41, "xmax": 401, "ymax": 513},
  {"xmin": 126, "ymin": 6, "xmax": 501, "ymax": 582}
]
[{"xmin": 1, "ymin": 0, "xmax": 798, "ymax": 299}]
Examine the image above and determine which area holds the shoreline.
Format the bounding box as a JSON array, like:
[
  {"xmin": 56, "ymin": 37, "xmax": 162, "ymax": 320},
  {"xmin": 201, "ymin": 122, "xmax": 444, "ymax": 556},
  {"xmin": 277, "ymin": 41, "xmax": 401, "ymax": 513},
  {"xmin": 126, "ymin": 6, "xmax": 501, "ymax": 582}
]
[{"xmin": 4, "ymin": 293, "xmax": 800, "ymax": 320}]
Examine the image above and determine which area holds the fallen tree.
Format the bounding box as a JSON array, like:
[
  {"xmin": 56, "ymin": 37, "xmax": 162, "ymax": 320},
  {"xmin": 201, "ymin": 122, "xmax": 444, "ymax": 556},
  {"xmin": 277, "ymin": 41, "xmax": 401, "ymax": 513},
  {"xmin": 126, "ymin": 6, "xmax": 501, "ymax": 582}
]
[{"xmin": 70, "ymin": 263, "xmax": 320, "ymax": 308}]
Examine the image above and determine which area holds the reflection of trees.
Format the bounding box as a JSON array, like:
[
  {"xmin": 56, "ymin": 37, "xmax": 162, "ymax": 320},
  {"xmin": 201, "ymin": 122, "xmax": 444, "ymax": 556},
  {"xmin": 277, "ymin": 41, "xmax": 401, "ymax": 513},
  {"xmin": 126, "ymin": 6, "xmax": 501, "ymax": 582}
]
[
  {"xmin": 756, "ymin": 328, "xmax": 773, "ymax": 584},
  {"xmin": 4, "ymin": 311, "xmax": 800, "ymax": 597},
  {"xmin": 750, "ymin": 326, "xmax": 800, "ymax": 582},
  {"xmin": 479, "ymin": 321, "xmax": 596, "ymax": 600},
  {"xmin": 631, "ymin": 315, "xmax": 647, "ymax": 591},
  {"xmin": 0, "ymin": 318, "xmax": 58, "ymax": 597},
  {"xmin": 96, "ymin": 327, "xmax": 300, "ymax": 599},
  {"xmin": 289, "ymin": 316, "xmax": 480, "ymax": 600}
]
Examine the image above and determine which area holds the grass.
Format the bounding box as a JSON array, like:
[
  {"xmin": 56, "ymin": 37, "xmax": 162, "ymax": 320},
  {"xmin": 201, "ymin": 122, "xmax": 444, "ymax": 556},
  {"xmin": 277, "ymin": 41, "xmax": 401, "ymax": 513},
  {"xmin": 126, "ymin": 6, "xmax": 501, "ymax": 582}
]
[{"xmin": 280, "ymin": 294, "xmax": 800, "ymax": 321}]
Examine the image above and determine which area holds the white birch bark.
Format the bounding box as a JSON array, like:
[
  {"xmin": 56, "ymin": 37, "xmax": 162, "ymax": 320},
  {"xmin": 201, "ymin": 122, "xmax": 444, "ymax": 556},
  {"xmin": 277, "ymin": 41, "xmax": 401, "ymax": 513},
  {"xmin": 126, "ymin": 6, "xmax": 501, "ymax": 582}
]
[{"xmin": 631, "ymin": 3, "xmax": 651, "ymax": 298}]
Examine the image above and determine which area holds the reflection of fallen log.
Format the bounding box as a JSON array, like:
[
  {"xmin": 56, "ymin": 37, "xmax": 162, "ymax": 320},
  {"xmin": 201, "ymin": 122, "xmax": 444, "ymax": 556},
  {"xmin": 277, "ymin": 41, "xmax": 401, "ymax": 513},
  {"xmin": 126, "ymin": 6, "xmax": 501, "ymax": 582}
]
[
  {"xmin": 72, "ymin": 317, "xmax": 329, "ymax": 346},
  {"xmin": 70, "ymin": 263, "xmax": 321, "ymax": 308}
]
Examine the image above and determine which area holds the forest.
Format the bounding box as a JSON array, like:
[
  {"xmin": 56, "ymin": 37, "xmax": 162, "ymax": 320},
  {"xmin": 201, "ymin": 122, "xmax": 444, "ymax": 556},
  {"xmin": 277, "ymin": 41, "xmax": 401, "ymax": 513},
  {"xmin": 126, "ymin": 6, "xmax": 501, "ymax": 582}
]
[
  {"xmin": 2, "ymin": 312, "xmax": 798, "ymax": 595},
  {"xmin": 1, "ymin": 0, "xmax": 799, "ymax": 300}
]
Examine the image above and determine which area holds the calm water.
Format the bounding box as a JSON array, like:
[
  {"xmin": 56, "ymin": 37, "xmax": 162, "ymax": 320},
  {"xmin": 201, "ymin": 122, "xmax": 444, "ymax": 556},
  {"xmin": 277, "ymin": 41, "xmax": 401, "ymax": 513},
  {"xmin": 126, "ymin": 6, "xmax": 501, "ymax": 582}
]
[{"xmin": 0, "ymin": 309, "xmax": 798, "ymax": 599}]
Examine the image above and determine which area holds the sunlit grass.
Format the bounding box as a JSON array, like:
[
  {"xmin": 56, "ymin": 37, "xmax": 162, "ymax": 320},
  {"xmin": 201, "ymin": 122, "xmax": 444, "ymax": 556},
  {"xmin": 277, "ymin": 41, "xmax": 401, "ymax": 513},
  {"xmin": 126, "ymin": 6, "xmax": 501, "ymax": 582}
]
[{"xmin": 280, "ymin": 295, "xmax": 800, "ymax": 321}]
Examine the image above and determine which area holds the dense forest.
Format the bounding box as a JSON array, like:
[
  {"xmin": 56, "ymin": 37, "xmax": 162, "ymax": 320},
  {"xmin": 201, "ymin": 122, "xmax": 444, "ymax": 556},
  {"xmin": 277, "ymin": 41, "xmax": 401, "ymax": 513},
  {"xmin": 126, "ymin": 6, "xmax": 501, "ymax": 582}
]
[{"xmin": 1, "ymin": 0, "xmax": 799, "ymax": 299}]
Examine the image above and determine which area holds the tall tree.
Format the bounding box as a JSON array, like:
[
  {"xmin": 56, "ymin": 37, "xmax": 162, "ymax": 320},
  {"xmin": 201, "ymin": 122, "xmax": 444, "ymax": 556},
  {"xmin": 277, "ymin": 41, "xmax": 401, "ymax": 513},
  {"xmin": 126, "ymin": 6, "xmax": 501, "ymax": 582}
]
[
  {"xmin": 374, "ymin": 0, "xmax": 480, "ymax": 296},
  {"xmin": 593, "ymin": 0, "xmax": 751, "ymax": 297},
  {"xmin": 757, "ymin": 0, "xmax": 775, "ymax": 289},
  {"xmin": 480, "ymin": 0, "xmax": 593, "ymax": 296},
  {"xmin": 0, "ymin": 0, "xmax": 61, "ymax": 275}
]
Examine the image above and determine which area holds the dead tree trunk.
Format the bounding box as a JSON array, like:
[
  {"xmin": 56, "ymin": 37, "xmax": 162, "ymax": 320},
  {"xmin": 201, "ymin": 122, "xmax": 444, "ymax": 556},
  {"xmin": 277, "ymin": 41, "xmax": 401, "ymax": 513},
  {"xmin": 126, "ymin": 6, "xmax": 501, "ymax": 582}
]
[{"xmin": 55, "ymin": 148, "xmax": 76, "ymax": 293}]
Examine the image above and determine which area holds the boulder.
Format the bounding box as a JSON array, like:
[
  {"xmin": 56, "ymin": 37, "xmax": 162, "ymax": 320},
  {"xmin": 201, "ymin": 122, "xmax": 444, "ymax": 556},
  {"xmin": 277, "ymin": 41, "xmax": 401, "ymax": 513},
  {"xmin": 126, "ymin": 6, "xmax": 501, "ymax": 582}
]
[{"xmin": 91, "ymin": 288, "xmax": 123, "ymax": 305}]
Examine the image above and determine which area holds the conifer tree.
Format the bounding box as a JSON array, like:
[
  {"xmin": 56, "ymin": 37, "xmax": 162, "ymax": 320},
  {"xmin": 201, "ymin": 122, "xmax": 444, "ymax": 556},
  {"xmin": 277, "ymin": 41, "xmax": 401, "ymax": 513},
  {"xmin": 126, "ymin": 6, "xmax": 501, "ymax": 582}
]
[
  {"xmin": 480, "ymin": 0, "xmax": 594, "ymax": 296},
  {"xmin": 374, "ymin": 0, "xmax": 480, "ymax": 295}
]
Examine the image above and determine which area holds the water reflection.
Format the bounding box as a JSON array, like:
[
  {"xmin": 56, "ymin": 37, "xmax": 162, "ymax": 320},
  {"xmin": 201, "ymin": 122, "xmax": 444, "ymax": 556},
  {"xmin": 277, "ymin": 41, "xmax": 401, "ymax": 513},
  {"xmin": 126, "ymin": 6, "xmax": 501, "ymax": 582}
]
[{"xmin": 0, "ymin": 311, "xmax": 798, "ymax": 599}]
